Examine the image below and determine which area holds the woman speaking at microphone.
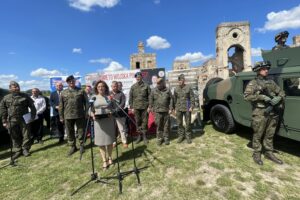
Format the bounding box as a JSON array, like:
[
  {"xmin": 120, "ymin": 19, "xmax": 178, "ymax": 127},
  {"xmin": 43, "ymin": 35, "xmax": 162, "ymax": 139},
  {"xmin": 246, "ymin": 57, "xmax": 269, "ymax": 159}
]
[{"xmin": 91, "ymin": 80, "xmax": 116, "ymax": 170}]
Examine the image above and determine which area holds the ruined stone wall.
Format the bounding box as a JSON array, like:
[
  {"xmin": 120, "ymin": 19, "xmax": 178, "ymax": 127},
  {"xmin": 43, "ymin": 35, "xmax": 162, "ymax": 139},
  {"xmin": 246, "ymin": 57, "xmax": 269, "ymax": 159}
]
[
  {"xmin": 167, "ymin": 68, "xmax": 200, "ymax": 108},
  {"xmin": 292, "ymin": 35, "xmax": 300, "ymax": 47},
  {"xmin": 130, "ymin": 41, "xmax": 157, "ymax": 69},
  {"xmin": 130, "ymin": 53, "xmax": 157, "ymax": 69},
  {"xmin": 216, "ymin": 21, "xmax": 252, "ymax": 73},
  {"xmin": 173, "ymin": 60, "xmax": 190, "ymax": 70}
]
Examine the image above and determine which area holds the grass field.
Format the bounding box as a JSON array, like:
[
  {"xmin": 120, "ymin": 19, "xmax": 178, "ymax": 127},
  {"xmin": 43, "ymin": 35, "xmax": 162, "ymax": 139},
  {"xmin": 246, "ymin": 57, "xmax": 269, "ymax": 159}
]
[{"xmin": 0, "ymin": 124, "xmax": 299, "ymax": 200}]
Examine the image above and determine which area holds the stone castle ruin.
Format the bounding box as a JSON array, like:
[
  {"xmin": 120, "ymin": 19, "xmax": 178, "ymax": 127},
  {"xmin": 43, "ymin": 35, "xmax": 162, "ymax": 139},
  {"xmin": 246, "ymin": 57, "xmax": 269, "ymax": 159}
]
[
  {"xmin": 197, "ymin": 21, "xmax": 252, "ymax": 104},
  {"xmin": 168, "ymin": 21, "xmax": 252, "ymax": 105},
  {"xmin": 129, "ymin": 21, "xmax": 300, "ymax": 106},
  {"xmin": 130, "ymin": 41, "xmax": 157, "ymax": 69}
]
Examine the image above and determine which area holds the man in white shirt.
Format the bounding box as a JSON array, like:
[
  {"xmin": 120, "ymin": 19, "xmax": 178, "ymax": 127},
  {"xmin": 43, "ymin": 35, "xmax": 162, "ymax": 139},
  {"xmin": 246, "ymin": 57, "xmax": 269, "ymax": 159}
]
[{"xmin": 31, "ymin": 88, "xmax": 46, "ymax": 144}]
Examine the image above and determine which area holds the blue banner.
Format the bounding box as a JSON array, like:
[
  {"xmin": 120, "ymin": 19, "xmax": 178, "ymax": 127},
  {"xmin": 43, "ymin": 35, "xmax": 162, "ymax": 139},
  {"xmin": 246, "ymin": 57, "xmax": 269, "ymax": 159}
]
[{"xmin": 49, "ymin": 76, "xmax": 81, "ymax": 92}]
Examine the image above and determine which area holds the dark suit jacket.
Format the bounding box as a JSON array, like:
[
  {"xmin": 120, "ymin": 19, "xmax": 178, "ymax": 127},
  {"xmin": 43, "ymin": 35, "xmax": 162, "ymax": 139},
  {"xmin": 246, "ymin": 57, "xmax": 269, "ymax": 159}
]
[{"xmin": 50, "ymin": 91, "xmax": 60, "ymax": 116}]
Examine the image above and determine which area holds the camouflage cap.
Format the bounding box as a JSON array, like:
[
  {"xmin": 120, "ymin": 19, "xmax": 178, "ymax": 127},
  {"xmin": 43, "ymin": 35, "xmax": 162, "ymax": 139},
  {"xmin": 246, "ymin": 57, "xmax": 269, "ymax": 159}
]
[
  {"xmin": 134, "ymin": 72, "xmax": 142, "ymax": 78},
  {"xmin": 178, "ymin": 74, "xmax": 185, "ymax": 81},
  {"xmin": 252, "ymin": 61, "xmax": 271, "ymax": 72},
  {"xmin": 66, "ymin": 75, "xmax": 75, "ymax": 82},
  {"xmin": 275, "ymin": 31, "xmax": 289, "ymax": 42},
  {"xmin": 9, "ymin": 81, "xmax": 20, "ymax": 88}
]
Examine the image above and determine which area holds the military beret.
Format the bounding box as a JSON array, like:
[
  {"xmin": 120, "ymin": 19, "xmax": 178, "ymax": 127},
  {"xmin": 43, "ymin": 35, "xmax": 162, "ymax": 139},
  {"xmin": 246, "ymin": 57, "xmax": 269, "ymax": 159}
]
[
  {"xmin": 275, "ymin": 31, "xmax": 289, "ymax": 42},
  {"xmin": 156, "ymin": 77, "xmax": 164, "ymax": 84},
  {"xmin": 178, "ymin": 74, "xmax": 185, "ymax": 81},
  {"xmin": 135, "ymin": 72, "xmax": 142, "ymax": 78},
  {"xmin": 9, "ymin": 81, "xmax": 20, "ymax": 87},
  {"xmin": 66, "ymin": 75, "xmax": 75, "ymax": 82},
  {"xmin": 252, "ymin": 61, "xmax": 271, "ymax": 72}
]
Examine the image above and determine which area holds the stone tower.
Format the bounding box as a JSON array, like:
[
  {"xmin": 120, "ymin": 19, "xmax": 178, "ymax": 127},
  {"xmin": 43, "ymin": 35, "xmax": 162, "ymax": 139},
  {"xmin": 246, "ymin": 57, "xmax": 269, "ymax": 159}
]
[
  {"xmin": 130, "ymin": 41, "xmax": 157, "ymax": 69},
  {"xmin": 138, "ymin": 41, "xmax": 145, "ymax": 53},
  {"xmin": 173, "ymin": 60, "xmax": 190, "ymax": 70},
  {"xmin": 216, "ymin": 21, "xmax": 252, "ymax": 76}
]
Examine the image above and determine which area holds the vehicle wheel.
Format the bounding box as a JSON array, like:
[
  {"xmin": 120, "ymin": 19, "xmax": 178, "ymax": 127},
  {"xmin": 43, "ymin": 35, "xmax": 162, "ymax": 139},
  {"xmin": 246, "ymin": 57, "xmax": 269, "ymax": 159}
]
[{"xmin": 210, "ymin": 104, "xmax": 235, "ymax": 133}]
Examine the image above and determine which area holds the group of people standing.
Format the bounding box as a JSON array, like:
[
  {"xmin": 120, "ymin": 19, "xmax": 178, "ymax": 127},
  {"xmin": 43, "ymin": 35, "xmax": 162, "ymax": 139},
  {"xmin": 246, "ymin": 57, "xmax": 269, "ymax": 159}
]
[
  {"xmin": 0, "ymin": 82, "xmax": 53, "ymax": 159},
  {"xmin": 87, "ymin": 72, "xmax": 203, "ymax": 169},
  {"xmin": 0, "ymin": 71, "xmax": 203, "ymax": 170}
]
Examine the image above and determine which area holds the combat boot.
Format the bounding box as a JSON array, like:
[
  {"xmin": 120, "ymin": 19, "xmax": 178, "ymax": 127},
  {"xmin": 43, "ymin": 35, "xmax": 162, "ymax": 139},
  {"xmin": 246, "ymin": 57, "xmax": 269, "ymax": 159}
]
[
  {"xmin": 265, "ymin": 152, "xmax": 283, "ymax": 165},
  {"xmin": 164, "ymin": 138, "xmax": 170, "ymax": 145},
  {"xmin": 68, "ymin": 146, "xmax": 78, "ymax": 157},
  {"xmin": 177, "ymin": 136, "xmax": 184, "ymax": 143},
  {"xmin": 135, "ymin": 134, "xmax": 142, "ymax": 144},
  {"xmin": 252, "ymin": 152, "xmax": 263, "ymax": 165},
  {"xmin": 12, "ymin": 151, "xmax": 22, "ymax": 160},
  {"xmin": 157, "ymin": 139, "xmax": 163, "ymax": 146},
  {"xmin": 186, "ymin": 138, "xmax": 192, "ymax": 144}
]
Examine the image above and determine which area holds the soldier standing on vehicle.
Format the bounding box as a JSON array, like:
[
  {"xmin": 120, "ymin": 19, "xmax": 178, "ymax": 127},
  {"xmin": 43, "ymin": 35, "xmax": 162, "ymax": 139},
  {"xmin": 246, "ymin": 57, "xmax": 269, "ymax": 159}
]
[
  {"xmin": 272, "ymin": 31, "xmax": 289, "ymax": 50},
  {"xmin": 129, "ymin": 72, "xmax": 151, "ymax": 144},
  {"xmin": 59, "ymin": 75, "xmax": 88, "ymax": 156},
  {"xmin": 149, "ymin": 78, "xmax": 173, "ymax": 146},
  {"xmin": 174, "ymin": 74, "xmax": 195, "ymax": 144},
  {"xmin": 0, "ymin": 81, "xmax": 36, "ymax": 159},
  {"xmin": 244, "ymin": 61, "xmax": 285, "ymax": 165}
]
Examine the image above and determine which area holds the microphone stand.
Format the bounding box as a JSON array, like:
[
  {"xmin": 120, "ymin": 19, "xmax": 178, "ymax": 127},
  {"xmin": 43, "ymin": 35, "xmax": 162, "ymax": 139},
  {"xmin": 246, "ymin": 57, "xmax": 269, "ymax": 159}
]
[
  {"xmin": 71, "ymin": 99, "xmax": 112, "ymax": 196},
  {"xmin": 0, "ymin": 116, "xmax": 17, "ymax": 169},
  {"xmin": 110, "ymin": 98, "xmax": 148, "ymax": 194}
]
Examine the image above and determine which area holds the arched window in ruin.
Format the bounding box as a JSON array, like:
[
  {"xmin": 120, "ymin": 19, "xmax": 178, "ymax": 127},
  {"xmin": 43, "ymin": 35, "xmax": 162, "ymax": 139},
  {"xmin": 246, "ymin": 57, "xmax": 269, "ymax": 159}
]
[{"xmin": 227, "ymin": 44, "xmax": 244, "ymax": 74}]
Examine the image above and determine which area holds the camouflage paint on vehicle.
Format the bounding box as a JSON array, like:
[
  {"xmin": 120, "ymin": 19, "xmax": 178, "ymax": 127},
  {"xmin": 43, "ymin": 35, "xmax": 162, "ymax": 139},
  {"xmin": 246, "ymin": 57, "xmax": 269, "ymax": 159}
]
[
  {"xmin": 216, "ymin": 78, "xmax": 232, "ymax": 100},
  {"xmin": 203, "ymin": 45, "xmax": 300, "ymax": 142}
]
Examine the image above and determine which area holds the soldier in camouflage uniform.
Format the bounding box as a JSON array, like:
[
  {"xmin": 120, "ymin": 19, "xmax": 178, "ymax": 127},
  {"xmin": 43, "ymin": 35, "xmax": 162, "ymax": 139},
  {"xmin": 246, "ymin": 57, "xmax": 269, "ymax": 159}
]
[
  {"xmin": 149, "ymin": 78, "xmax": 173, "ymax": 146},
  {"xmin": 272, "ymin": 31, "xmax": 289, "ymax": 50},
  {"xmin": 59, "ymin": 75, "xmax": 88, "ymax": 156},
  {"xmin": 174, "ymin": 74, "xmax": 195, "ymax": 144},
  {"xmin": 0, "ymin": 81, "xmax": 36, "ymax": 159},
  {"xmin": 129, "ymin": 72, "xmax": 151, "ymax": 144},
  {"xmin": 244, "ymin": 61, "xmax": 285, "ymax": 165}
]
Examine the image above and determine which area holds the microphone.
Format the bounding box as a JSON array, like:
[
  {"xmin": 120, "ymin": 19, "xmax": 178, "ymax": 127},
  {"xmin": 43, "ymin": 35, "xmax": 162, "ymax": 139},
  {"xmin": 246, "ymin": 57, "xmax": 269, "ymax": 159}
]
[{"xmin": 89, "ymin": 97, "xmax": 96, "ymax": 104}]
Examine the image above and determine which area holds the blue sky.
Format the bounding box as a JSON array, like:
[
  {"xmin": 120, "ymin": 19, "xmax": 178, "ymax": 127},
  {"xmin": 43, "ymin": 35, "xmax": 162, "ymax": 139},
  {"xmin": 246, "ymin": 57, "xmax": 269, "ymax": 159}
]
[{"xmin": 0, "ymin": 0, "xmax": 300, "ymax": 90}]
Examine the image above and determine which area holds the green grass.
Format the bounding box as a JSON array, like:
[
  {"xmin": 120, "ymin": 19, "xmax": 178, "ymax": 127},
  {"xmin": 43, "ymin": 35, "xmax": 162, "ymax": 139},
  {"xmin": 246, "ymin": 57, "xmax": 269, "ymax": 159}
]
[{"xmin": 0, "ymin": 125, "xmax": 300, "ymax": 200}]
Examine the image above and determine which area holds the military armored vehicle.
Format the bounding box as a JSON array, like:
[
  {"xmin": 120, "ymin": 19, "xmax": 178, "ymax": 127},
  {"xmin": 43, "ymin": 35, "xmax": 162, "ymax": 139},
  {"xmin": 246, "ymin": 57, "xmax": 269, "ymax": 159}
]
[
  {"xmin": 0, "ymin": 88, "xmax": 9, "ymax": 143},
  {"xmin": 202, "ymin": 45, "xmax": 300, "ymax": 142}
]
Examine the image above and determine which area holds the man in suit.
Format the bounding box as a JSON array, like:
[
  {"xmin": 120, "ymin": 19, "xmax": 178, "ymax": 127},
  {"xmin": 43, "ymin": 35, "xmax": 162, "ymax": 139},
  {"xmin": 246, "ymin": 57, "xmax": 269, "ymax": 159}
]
[{"xmin": 50, "ymin": 81, "xmax": 64, "ymax": 143}]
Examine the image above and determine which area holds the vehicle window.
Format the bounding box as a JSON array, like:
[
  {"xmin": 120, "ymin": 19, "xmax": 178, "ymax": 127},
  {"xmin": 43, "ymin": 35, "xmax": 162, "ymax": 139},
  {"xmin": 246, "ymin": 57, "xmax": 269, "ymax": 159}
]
[
  {"xmin": 243, "ymin": 80, "xmax": 251, "ymax": 92},
  {"xmin": 283, "ymin": 77, "xmax": 300, "ymax": 96}
]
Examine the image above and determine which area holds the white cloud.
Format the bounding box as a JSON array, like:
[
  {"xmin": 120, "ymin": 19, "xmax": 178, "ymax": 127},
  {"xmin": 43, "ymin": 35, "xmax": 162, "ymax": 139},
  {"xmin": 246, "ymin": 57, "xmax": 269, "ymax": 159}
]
[
  {"xmin": 146, "ymin": 35, "xmax": 171, "ymax": 50},
  {"xmin": 257, "ymin": 4, "xmax": 300, "ymax": 32},
  {"xmin": 251, "ymin": 47, "xmax": 262, "ymax": 57},
  {"xmin": 72, "ymin": 48, "xmax": 82, "ymax": 54},
  {"xmin": 175, "ymin": 52, "xmax": 213, "ymax": 63},
  {"xmin": 30, "ymin": 68, "xmax": 63, "ymax": 78},
  {"xmin": 89, "ymin": 58, "xmax": 112, "ymax": 64},
  {"xmin": 18, "ymin": 79, "xmax": 50, "ymax": 91},
  {"xmin": 0, "ymin": 75, "xmax": 49, "ymax": 91},
  {"xmin": 0, "ymin": 74, "xmax": 19, "ymax": 89},
  {"xmin": 154, "ymin": 0, "xmax": 160, "ymax": 4},
  {"xmin": 0, "ymin": 74, "xmax": 18, "ymax": 81},
  {"xmin": 103, "ymin": 61, "xmax": 126, "ymax": 72},
  {"xmin": 8, "ymin": 52, "xmax": 16, "ymax": 55},
  {"xmin": 69, "ymin": 0, "xmax": 120, "ymax": 12}
]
